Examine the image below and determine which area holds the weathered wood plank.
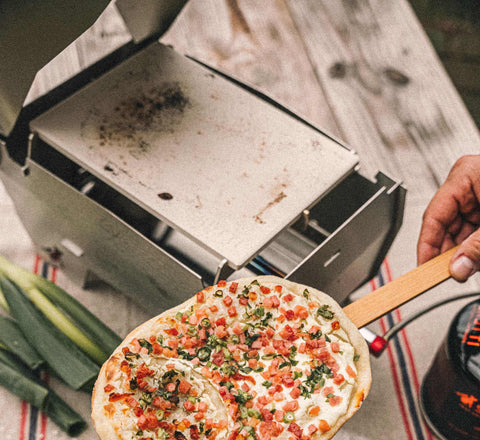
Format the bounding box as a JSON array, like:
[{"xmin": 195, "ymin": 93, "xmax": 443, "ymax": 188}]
[
  {"xmin": 286, "ymin": 0, "xmax": 480, "ymax": 199},
  {"xmin": 162, "ymin": 0, "xmax": 340, "ymax": 135}
]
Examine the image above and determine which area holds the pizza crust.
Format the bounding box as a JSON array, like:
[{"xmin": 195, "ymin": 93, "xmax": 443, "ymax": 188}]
[{"xmin": 92, "ymin": 276, "xmax": 371, "ymax": 440}]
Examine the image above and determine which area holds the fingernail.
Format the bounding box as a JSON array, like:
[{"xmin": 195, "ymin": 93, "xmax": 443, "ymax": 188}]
[{"xmin": 451, "ymin": 255, "xmax": 476, "ymax": 281}]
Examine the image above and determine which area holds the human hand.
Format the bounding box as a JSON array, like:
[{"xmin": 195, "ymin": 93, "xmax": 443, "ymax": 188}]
[{"xmin": 417, "ymin": 155, "xmax": 480, "ymax": 282}]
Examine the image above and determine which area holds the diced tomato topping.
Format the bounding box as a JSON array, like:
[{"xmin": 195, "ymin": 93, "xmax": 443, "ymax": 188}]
[
  {"xmin": 282, "ymin": 375, "xmax": 295, "ymax": 387},
  {"xmin": 137, "ymin": 415, "xmax": 148, "ymax": 430},
  {"xmin": 258, "ymin": 395, "xmax": 270, "ymax": 406},
  {"xmin": 210, "ymin": 305, "xmax": 219, "ymax": 312},
  {"xmin": 260, "ymin": 408, "xmax": 274, "ymax": 421},
  {"xmin": 165, "ymin": 328, "xmax": 178, "ymax": 336},
  {"xmin": 228, "ymin": 306, "xmax": 237, "ymax": 317},
  {"xmin": 229, "ymin": 282, "xmax": 238, "ymax": 293},
  {"xmin": 274, "ymin": 285, "xmax": 282, "ymax": 293},
  {"xmin": 183, "ymin": 400, "xmax": 195, "ymax": 411},
  {"xmin": 329, "ymin": 396, "xmax": 343, "ymax": 406},
  {"xmin": 215, "ymin": 326, "xmax": 228, "ymax": 338},
  {"xmin": 104, "ymin": 384, "xmax": 114, "ymax": 393},
  {"xmin": 152, "ymin": 397, "xmax": 171, "ymax": 409},
  {"xmin": 216, "ymin": 317, "xmax": 226, "ymax": 327},
  {"xmin": 168, "ymin": 339, "xmax": 179, "ymax": 349},
  {"xmin": 330, "ymin": 341, "xmax": 340, "ymax": 353},
  {"xmin": 282, "ymin": 400, "xmax": 299, "ymax": 412},
  {"xmin": 283, "ymin": 293, "xmax": 294, "ymax": 302},
  {"xmin": 289, "ymin": 387, "xmax": 301, "ymax": 399},
  {"xmin": 248, "ymin": 291, "xmax": 258, "ymax": 301},
  {"xmin": 308, "ymin": 424, "xmax": 318, "ymax": 435},
  {"xmin": 137, "ymin": 363, "xmax": 154, "ymax": 379},
  {"xmin": 152, "ymin": 342, "xmax": 163, "ymax": 355},
  {"xmin": 217, "ymin": 280, "xmax": 227, "ymax": 287},
  {"xmin": 308, "ymin": 406, "xmax": 320, "ymax": 416},
  {"xmin": 285, "ymin": 310, "xmax": 295, "ymax": 320},
  {"xmin": 293, "ymin": 305, "xmax": 308, "ymax": 320},
  {"xmin": 251, "ymin": 339, "xmax": 263, "ymax": 349},
  {"xmin": 232, "ymin": 323, "xmax": 243, "ymax": 335},
  {"xmin": 333, "ymin": 374, "xmax": 345, "ymax": 385},
  {"xmin": 331, "ymin": 320, "xmax": 340, "ymax": 330},
  {"xmin": 166, "ymin": 382, "xmax": 176, "ymax": 392},
  {"xmin": 178, "ymin": 380, "xmax": 191, "ymax": 394},
  {"xmin": 286, "ymin": 422, "xmax": 303, "ymax": 439},
  {"xmin": 197, "ymin": 291, "xmax": 205, "ymax": 303},
  {"xmin": 239, "ymin": 297, "xmax": 249, "ymax": 305},
  {"xmin": 190, "ymin": 425, "xmax": 200, "ymax": 440},
  {"xmin": 194, "ymin": 412, "xmax": 205, "ymax": 420},
  {"xmin": 322, "ymin": 386, "xmax": 334, "ymax": 397},
  {"xmin": 260, "ymin": 286, "xmax": 271, "ymax": 295},
  {"xmin": 266, "ymin": 328, "xmax": 275, "ymax": 339},
  {"xmin": 346, "ymin": 365, "xmax": 357, "ymax": 378},
  {"xmin": 125, "ymin": 396, "xmax": 138, "ymax": 408},
  {"xmin": 279, "ymin": 325, "xmax": 297, "ymax": 341},
  {"xmin": 223, "ymin": 296, "xmax": 233, "ymax": 307},
  {"xmin": 319, "ymin": 420, "xmax": 331, "ymax": 433}
]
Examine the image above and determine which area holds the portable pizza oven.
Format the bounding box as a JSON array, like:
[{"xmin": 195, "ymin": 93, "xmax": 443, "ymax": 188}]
[{"xmin": 0, "ymin": 0, "xmax": 405, "ymax": 311}]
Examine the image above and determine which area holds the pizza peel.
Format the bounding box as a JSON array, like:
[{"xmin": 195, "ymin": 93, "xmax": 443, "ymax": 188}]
[{"xmin": 343, "ymin": 245, "xmax": 460, "ymax": 328}]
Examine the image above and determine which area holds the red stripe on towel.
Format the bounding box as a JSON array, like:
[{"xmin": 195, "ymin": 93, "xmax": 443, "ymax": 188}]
[
  {"xmin": 384, "ymin": 260, "xmax": 433, "ymax": 440},
  {"xmin": 18, "ymin": 402, "xmax": 28, "ymax": 440},
  {"xmin": 370, "ymin": 279, "xmax": 415, "ymax": 440}
]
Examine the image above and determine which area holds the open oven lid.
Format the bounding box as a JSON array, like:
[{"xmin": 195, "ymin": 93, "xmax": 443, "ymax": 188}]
[{"xmin": 0, "ymin": 0, "xmax": 187, "ymax": 138}]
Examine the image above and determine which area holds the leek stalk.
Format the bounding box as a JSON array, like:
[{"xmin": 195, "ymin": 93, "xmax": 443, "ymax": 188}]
[
  {"xmin": 0, "ymin": 315, "xmax": 44, "ymax": 369},
  {"xmin": 0, "ymin": 277, "xmax": 99, "ymax": 391},
  {"xmin": 0, "ymin": 255, "xmax": 121, "ymax": 362},
  {"xmin": 0, "ymin": 355, "xmax": 48, "ymax": 408},
  {"xmin": 0, "ymin": 348, "xmax": 87, "ymax": 436}
]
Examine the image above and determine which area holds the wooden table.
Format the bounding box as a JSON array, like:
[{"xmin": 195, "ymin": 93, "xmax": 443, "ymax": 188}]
[{"xmin": 7, "ymin": 1, "xmax": 480, "ymax": 439}]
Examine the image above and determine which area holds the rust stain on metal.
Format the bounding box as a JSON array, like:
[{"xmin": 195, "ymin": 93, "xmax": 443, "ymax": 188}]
[
  {"xmin": 158, "ymin": 192, "xmax": 173, "ymax": 200},
  {"xmin": 253, "ymin": 192, "xmax": 287, "ymax": 224}
]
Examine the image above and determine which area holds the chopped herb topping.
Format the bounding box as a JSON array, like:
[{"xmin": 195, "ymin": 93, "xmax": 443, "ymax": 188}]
[{"xmin": 317, "ymin": 305, "xmax": 335, "ymax": 320}]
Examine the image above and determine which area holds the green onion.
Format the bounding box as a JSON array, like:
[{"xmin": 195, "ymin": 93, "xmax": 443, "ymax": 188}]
[
  {"xmin": 201, "ymin": 318, "xmax": 211, "ymax": 328},
  {"xmin": 247, "ymin": 408, "xmax": 262, "ymax": 418},
  {"xmin": 197, "ymin": 347, "xmax": 211, "ymax": 361},
  {"xmin": 0, "ymin": 277, "xmax": 99, "ymax": 391},
  {"xmin": 214, "ymin": 289, "xmax": 224, "ymax": 297},
  {"xmin": 0, "ymin": 315, "xmax": 44, "ymax": 370},
  {"xmin": 0, "ymin": 255, "xmax": 121, "ymax": 360},
  {"xmin": 283, "ymin": 411, "xmax": 295, "ymax": 423},
  {"xmin": 0, "ymin": 348, "xmax": 86, "ymax": 436}
]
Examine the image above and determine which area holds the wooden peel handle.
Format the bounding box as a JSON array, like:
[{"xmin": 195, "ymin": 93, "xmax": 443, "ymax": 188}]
[{"xmin": 343, "ymin": 245, "xmax": 459, "ymax": 328}]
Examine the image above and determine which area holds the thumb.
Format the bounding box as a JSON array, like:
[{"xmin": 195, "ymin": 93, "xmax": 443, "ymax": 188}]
[{"xmin": 450, "ymin": 230, "xmax": 480, "ymax": 282}]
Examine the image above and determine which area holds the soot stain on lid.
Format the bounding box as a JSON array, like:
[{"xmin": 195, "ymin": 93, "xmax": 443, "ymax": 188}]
[{"xmin": 82, "ymin": 82, "xmax": 190, "ymax": 158}]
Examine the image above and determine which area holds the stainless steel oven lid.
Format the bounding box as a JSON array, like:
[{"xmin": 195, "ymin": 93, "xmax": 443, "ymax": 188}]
[
  {"xmin": 30, "ymin": 42, "xmax": 359, "ymax": 269},
  {"xmin": 0, "ymin": 0, "xmax": 110, "ymax": 137},
  {"xmin": 0, "ymin": 0, "xmax": 187, "ymax": 138}
]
